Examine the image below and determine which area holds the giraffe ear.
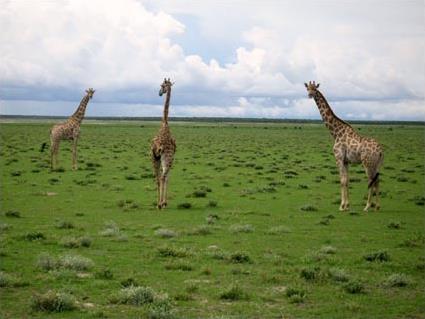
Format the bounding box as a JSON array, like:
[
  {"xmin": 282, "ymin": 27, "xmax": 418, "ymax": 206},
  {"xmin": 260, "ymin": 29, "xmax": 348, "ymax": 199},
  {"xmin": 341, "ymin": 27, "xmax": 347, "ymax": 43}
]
[{"xmin": 304, "ymin": 83, "xmax": 308, "ymax": 88}]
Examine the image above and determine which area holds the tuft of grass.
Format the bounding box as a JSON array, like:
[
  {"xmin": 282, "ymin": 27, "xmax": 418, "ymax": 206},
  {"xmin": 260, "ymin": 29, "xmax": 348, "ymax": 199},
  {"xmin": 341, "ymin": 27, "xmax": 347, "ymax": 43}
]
[
  {"xmin": 164, "ymin": 262, "xmax": 193, "ymax": 271},
  {"xmin": 154, "ymin": 228, "xmax": 178, "ymax": 238},
  {"xmin": 4, "ymin": 210, "xmax": 21, "ymax": 218},
  {"xmin": 363, "ymin": 250, "xmax": 391, "ymax": 262},
  {"xmin": 121, "ymin": 277, "xmax": 139, "ymax": 288},
  {"xmin": 31, "ymin": 290, "xmax": 77, "ymax": 312},
  {"xmin": 206, "ymin": 214, "xmax": 219, "ymax": 224},
  {"xmin": 157, "ymin": 246, "xmax": 190, "ymax": 258},
  {"xmin": 229, "ymin": 252, "xmax": 251, "ymax": 264},
  {"xmin": 95, "ymin": 268, "xmax": 114, "ymax": 280},
  {"xmin": 285, "ymin": 287, "xmax": 306, "ymax": 304},
  {"xmin": 229, "ymin": 224, "xmax": 254, "ymax": 233},
  {"xmin": 55, "ymin": 220, "xmax": 75, "ymax": 229},
  {"xmin": 319, "ymin": 245, "xmax": 337, "ymax": 255},
  {"xmin": 0, "ymin": 223, "xmax": 12, "ymax": 232},
  {"xmin": 300, "ymin": 205, "xmax": 318, "ymax": 212},
  {"xmin": 300, "ymin": 266, "xmax": 323, "ymax": 281},
  {"xmin": 100, "ymin": 221, "xmax": 120, "ymax": 237},
  {"xmin": 177, "ymin": 202, "xmax": 192, "ymax": 209},
  {"xmin": 59, "ymin": 255, "xmax": 94, "ymax": 271},
  {"xmin": 0, "ymin": 271, "xmax": 27, "ymax": 287},
  {"xmin": 344, "ymin": 280, "xmax": 365, "ymax": 294},
  {"xmin": 266, "ymin": 225, "xmax": 290, "ymax": 235},
  {"xmin": 23, "ymin": 231, "xmax": 45, "ymax": 241},
  {"xmin": 387, "ymin": 221, "xmax": 401, "ymax": 229},
  {"xmin": 187, "ymin": 225, "xmax": 212, "ymax": 236},
  {"xmin": 112, "ymin": 286, "xmax": 155, "ymax": 306},
  {"xmin": 207, "ymin": 200, "xmax": 218, "ymax": 208},
  {"xmin": 328, "ymin": 268, "xmax": 350, "ymax": 282},
  {"xmin": 219, "ymin": 285, "xmax": 249, "ymax": 301},
  {"xmin": 36, "ymin": 253, "xmax": 94, "ymax": 271},
  {"xmin": 383, "ymin": 273, "xmax": 411, "ymax": 287}
]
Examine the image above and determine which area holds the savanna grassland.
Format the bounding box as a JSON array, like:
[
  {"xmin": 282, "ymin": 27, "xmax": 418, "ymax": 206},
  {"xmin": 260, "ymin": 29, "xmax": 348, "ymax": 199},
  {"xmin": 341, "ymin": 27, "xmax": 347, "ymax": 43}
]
[{"xmin": 0, "ymin": 120, "xmax": 424, "ymax": 319}]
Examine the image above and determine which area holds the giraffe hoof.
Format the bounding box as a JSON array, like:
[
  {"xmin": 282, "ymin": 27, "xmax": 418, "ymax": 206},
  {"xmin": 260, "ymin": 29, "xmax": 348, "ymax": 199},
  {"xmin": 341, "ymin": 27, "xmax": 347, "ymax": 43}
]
[{"xmin": 363, "ymin": 206, "xmax": 370, "ymax": 212}]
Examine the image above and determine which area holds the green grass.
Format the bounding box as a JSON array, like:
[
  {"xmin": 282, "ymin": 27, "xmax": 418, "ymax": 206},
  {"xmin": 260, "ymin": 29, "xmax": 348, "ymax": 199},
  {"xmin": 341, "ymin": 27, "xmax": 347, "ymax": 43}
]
[{"xmin": 0, "ymin": 120, "xmax": 424, "ymax": 318}]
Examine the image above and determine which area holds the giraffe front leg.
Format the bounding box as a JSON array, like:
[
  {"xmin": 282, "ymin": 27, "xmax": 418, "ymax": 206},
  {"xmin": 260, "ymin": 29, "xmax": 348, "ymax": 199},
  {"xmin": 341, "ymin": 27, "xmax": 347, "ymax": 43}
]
[
  {"xmin": 338, "ymin": 163, "xmax": 349, "ymax": 211},
  {"xmin": 152, "ymin": 159, "xmax": 161, "ymax": 209},
  {"xmin": 72, "ymin": 138, "xmax": 78, "ymax": 170},
  {"xmin": 51, "ymin": 140, "xmax": 59, "ymax": 170},
  {"xmin": 159, "ymin": 157, "xmax": 171, "ymax": 209},
  {"xmin": 374, "ymin": 179, "xmax": 380, "ymax": 211}
]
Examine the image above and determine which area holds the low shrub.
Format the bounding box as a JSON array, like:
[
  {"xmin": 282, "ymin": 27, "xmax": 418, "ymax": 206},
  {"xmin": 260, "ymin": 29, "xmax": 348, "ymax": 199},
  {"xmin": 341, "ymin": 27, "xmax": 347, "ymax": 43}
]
[
  {"xmin": 31, "ymin": 290, "xmax": 77, "ymax": 312},
  {"xmin": 363, "ymin": 250, "xmax": 390, "ymax": 262},
  {"xmin": 219, "ymin": 285, "xmax": 248, "ymax": 301},
  {"xmin": 383, "ymin": 273, "xmax": 411, "ymax": 287}
]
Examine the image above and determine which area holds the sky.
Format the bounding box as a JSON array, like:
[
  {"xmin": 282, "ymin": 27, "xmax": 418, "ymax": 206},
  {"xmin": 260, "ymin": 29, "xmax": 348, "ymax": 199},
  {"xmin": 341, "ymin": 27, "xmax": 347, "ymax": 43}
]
[{"xmin": 0, "ymin": 0, "xmax": 424, "ymax": 120}]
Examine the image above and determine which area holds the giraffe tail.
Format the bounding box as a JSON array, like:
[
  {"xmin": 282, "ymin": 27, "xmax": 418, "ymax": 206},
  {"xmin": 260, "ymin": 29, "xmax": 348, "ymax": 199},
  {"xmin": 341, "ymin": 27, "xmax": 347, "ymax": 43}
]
[
  {"xmin": 368, "ymin": 172, "xmax": 379, "ymax": 189},
  {"xmin": 40, "ymin": 142, "xmax": 48, "ymax": 152}
]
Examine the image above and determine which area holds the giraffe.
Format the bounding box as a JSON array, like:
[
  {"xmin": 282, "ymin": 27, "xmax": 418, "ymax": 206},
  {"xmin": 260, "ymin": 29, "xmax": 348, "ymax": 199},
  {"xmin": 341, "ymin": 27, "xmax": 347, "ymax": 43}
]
[
  {"xmin": 151, "ymin": 78, "xmax": 176, "ymax": 209},
  {"xmin": 49, "ymin": 88, "xmax": 95, "ymax": 170},
  {"xmin": 304, "ymin": 81, "xmax": 384, "ymax": 212}
]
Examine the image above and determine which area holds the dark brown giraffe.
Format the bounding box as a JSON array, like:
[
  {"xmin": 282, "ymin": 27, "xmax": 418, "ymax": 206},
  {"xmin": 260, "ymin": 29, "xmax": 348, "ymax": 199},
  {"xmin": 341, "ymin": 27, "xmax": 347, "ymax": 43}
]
[
  {"xmin": 151, "ymin": 79, "xmax": 176, "ymax": 209},
  {"xmin": 305, "ymin": 81, "xmax": 383, "ymax": 211},
  {"xmin": 49, "ymin": 88, "xmax": 95, "ymax": 170}
]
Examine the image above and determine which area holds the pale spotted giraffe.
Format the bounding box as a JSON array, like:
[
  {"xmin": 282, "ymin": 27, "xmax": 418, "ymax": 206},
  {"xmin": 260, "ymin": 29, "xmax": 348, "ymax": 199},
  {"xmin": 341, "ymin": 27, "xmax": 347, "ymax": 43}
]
[
  {"xmin": 49, "ymin": 88, "xmax": 95, "ymax": 170},
  {"xmin": 151, "ymin": 79, "xmax": 176, "ymax": 209},
  {"xmin": 305, "ymin": 81, "xmax": 384, "ymax": 211}
]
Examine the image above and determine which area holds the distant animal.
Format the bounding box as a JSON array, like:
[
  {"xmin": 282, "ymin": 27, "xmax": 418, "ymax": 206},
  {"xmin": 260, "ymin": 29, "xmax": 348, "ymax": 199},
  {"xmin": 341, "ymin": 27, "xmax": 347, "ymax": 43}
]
[
  {"xmin": 305, "ymin": 81, "xmax": 383, "ymax": 211},
  {"xmin": 44, "ymin": 88, "xmax": 95, "ymax": 170},
  {"xmin": 151, "ymin": 78, "xmax": 176, "ymax": 209}
]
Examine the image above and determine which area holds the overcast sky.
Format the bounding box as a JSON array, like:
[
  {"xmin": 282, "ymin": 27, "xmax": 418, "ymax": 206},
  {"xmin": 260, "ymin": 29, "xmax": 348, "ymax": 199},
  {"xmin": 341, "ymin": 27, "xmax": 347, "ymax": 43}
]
[{"xmin": 0, "ymin": 0, "xmax": 424, "ymax": 120}]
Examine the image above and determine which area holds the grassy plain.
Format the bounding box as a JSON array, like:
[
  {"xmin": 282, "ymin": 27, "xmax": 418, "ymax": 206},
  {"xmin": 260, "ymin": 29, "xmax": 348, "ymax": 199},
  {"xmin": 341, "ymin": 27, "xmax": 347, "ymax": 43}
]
[{"xmin": 0, "ymin": 120, "xmax": 424, "ymax": 318}]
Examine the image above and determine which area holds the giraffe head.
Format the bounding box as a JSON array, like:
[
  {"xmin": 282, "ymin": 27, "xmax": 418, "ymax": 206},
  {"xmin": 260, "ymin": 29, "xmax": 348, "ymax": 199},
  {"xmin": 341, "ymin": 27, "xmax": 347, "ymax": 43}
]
[
  {"xmin": 85, "ymin": 88, "xmax": 95, "ymax": 99},
  {"xmin": 304, "ymin": 81, "xmax": 320, "ymax": 98},
  {"xmin": 159, "ymin": 78, "xmax": 174, "ymax": 96}
]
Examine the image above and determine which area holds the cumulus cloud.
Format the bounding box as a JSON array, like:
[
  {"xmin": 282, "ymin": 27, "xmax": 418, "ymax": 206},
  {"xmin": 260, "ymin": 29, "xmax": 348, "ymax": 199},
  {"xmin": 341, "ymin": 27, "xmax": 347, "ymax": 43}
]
[{"xmin": 0, "ymin": 0, "xmax": 423, "ymax": 120}]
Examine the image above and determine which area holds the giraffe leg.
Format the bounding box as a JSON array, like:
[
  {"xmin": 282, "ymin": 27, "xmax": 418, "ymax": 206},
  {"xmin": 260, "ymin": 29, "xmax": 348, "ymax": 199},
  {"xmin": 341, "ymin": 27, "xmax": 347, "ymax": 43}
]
[
  {"xmin": 363, "ymin": 163, "xmax": 377, "ymax": 212},
  {"xmin": 51, "ymin": 139, "xmax": 59, "ymax": 170},
  {"xmin": 72, "ymin": 138, "xmax": 78, "ymax": 170},
  {"xmin": 338, "ymin": 162, "xmax": 349, "ymax": 211},
  {"xmin": 159, "ymin": 156, "xmax": 171, "ymax": 209},
  {"xmin": 373, "ymin": 178, "xmax": 380, "ymax": 211},
  {"xmin": 152, "ymin": 159, "xmax": 161, "ymax": 209}
]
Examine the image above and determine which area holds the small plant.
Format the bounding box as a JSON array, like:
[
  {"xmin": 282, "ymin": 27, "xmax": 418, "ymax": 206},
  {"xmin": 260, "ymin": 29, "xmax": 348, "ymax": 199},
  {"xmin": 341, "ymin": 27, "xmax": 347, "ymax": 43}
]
[
  {"xmin": 300, "ymin": 266, "xmax": 322, "ymax": 281},
  {"xmin": 383, "ymin": 273, "xmax": 411, "ymax": 287},
  {"xmin": 187, "ymin": 225, "xmax": 211, "ymax": 236},
  {"xmin": 229, "ymin": 224, "xmax": 254, "ymax": 233},
  {"xmin": 164, "ymin": 262, "xmax": 193, "ymax": 271},
  {"xmin": 319, "ymin": 245, "xmax": 337, "ymax": 255},
  {"xmin": 155, "ymin": 228, "xmax": 178, "ymax": 238},
  {"xmin": 177, "ymin": 202, "xmax": 192, "ymax": 209},
  {"xmin": 328, "ymin": 267, "xmax": 350, "ymax": 282},
  {"xmin": 363, "ymin": 250, "xmax": 390, "ymax": 262},
  {"xmin": 207, "ymin": 200, "xmax": 218, "ymax": 208},
  {"xmin": 0, "ymin": 271, "xmax": 26, "ymax": 287},
  {"xmin": 219, "ymin": 285, "xmax": 248, "ymax": 301},
  {"xmin": 31, "ymin": 290, "xmax": 77, "ymax": 312},
  {"xmin": 59, "ymin": 255, "xmax": 94, "ymax": 271},
  {"xmin": 300, "ymin": 205, "xmax": 318, "ymax": 212},
  {"xmin": 206, "ymin": 214, "xmax": 219, "ymax": 224},
  {"xmin": 100, "ymin": 221, "xmax": 120, "ymax": 237},
  {"xmin": 37, "ymin": 253, "xmax": 58, "ymax": 271},
  {"xmin": 121, "ymin": 277, "xmax": 139, "ymax": 287},
  {"xmin": 229, "ymin": 252, "xmax": 251, "ymax": 264},
  {"xmin": 5, "ymin": 210, "xmax": 21, "ymax": 218},
  {"xmin": 60, "ymin": 237, "xmax": 79, "ymax": 248},
  {"xmin": 285, "ymin": 287, "xmax": 306, "ymax": 304},
  {"xmin": 387, "ymin": 221, "xmax": 401, "ymax": 229},
  {"xmin": 344, "ymin": 280, "xmax": 365, "ymax": 294},
  {"xmin": 24, "ymin": 231, "xmax": 45, "ymax": 241},
  {"xmin": 266, "ymin": 225, "xmax": 290, "ymax": 235},
  {"xmin": 192, "ymin": 190, "xmax": 207, "ymax": 198},
  {"xmin": 95, "ymin": 268, "xmax": 114, "ymax": 280},
  {"xmin": 55, "ymin": 220, "xmax": 74, "ymax": 229},
  {"xmin": 157, "ymin": 246, "xmax": 190, "ymax": 258},
  {"xmin": 113, "ymin": 286, "xmax": 155, "ymax": 306}
]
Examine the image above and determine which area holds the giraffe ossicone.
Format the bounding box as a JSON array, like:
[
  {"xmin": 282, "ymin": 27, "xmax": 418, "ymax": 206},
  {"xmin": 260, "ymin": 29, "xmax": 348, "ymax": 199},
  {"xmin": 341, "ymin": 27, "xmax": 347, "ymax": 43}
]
[{"xmin": 305, "ymin": 81, "xmax": 384, "ymax": 212}]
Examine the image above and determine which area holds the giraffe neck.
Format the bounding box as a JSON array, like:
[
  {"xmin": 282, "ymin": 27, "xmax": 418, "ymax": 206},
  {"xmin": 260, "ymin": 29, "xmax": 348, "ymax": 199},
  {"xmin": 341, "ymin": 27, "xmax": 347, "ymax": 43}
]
[
  {"xmin": 162, "ymin": 88, "xmax": 171, "ymax": 124},
  {"xmin": 70, "ymin": 94, "xmax": 90, "ymax": 124},
  {"xmin": 313, "ymin": 91, "xmax": 348, "ymax": 139}
]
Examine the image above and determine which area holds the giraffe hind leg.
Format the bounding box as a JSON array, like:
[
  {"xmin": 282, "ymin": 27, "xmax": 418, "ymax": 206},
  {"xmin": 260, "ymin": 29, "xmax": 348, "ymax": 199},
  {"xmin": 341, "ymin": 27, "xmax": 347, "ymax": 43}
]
[{"xmin": 152, "ymin": 158, "xmax": 161, "ymax": 209}]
